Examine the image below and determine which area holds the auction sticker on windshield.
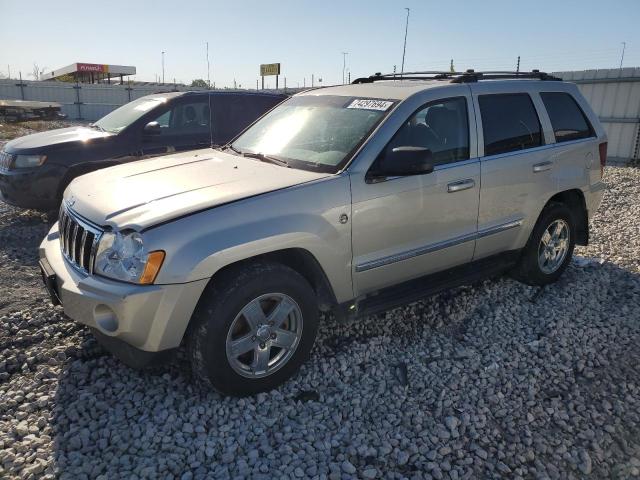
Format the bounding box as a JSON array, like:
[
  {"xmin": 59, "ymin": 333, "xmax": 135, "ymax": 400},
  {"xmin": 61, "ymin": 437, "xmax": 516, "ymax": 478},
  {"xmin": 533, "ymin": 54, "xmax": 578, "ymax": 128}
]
[{"xmin": 347, "ymin": 99, "xmax": 394, "ymax": 111}]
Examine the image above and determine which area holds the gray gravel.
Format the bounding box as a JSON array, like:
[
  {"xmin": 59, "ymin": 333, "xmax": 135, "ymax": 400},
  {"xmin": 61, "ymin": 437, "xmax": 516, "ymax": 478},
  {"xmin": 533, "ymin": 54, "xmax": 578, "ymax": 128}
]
[{"xmin": 1, "ymin": 165, "xmax": 640, "ymax": 479}]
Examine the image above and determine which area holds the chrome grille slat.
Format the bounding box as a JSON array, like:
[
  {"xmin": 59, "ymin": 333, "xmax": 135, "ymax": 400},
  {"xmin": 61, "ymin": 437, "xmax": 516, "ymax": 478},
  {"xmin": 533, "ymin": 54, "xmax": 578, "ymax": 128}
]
[
  {"xmin": 58, "ymin": 203, "xmax": 103, "ymax": 275},
  {"xmin": 69, "ymin": 222, "xmax": 78, "ymax": 263},
  {"xmin": 79, "ymin": 230, "xmax": 88, "ymax": 269},
  {"xmin": 63, "ymin": 213, "xmax": 72, "ymax": 257}
]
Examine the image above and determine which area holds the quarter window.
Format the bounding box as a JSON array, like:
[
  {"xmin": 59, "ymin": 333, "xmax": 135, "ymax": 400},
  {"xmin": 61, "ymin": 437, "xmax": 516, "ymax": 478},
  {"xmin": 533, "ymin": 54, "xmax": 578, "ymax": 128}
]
[
  {"xmin": 541, "ymin": 92, "xmax": 593, "ymax": 143},
  {"xmin": 385, "ymin": 97, "xmax": 470, "ymax": 166},
  {"xmin": 479, "ymin": 94, "xmax": 542, "ymax": 156}
]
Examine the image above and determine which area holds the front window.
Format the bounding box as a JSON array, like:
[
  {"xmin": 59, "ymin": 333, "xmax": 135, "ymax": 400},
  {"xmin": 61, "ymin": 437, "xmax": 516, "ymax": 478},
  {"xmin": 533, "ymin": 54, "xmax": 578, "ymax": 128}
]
[
  {"xmin": 94, "ymin": 96, "xmax": 169, "ymax": 133},
  {"xmin": 231, "ymin": 95, "xmax": 395, "ymax": 172}
]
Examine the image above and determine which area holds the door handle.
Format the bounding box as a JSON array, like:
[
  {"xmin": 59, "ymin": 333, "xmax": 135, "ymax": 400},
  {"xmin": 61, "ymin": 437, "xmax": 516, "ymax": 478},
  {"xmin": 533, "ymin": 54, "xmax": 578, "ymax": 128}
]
[
  {"xmin": 533, "ymin": 161, "xmax": 553, "ymax": 173},
  {"xmin": 447, "ymin": 179, "xmax": 475, "ymax": 193}
]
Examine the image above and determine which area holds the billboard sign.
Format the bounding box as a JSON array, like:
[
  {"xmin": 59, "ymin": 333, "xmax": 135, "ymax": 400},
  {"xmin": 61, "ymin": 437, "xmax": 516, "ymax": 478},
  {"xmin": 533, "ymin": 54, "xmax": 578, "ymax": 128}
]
[{"xmin": 260, "ymin": 63, "xmax": 281, "ymax": 76}]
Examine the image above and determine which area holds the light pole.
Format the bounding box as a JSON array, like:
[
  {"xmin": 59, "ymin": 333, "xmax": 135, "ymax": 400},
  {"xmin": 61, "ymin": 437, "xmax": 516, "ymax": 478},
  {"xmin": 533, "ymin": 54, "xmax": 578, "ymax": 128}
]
[
  {"xmin": 620, "ymin": 42, "xmax": 626, "ymax": 69},
  {"xmin": 342, "ymin": 52, "xmax": 348, "ymax": 84},
  {"xmin": 401, "ymin": 7, "xmax": 410, "ymax": 74},
  {"xmin": 161, "ymin": 51, "xmax": 165, "ymax": 84},
  {"xmin": 206, "ymin": 42, "xmax": 211, "ymax": 88}
]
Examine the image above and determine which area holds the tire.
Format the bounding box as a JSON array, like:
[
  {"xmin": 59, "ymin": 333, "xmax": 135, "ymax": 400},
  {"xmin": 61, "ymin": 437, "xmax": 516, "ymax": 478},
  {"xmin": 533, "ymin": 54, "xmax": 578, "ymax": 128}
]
[
  {"xmin": 511, "ymin": 202, "xmax": 576, "ymax": 286},
  {"xmin": 187, "ymin": 261, "xmax": 319, "ymax": 396}
]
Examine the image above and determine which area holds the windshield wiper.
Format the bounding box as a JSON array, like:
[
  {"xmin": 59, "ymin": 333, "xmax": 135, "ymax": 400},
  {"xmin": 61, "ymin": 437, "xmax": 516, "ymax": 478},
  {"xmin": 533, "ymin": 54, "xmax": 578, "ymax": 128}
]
[
  {"xmin": 242, "ymin": 152, "xmax": 289, "ymax": 167},
  {"xmin": 223, "ymin": 144, "xmax": 244, "ymax": 155},
  {"xmin": 89, "ymin": 123, "xmax": 106, "ymax": 132}
]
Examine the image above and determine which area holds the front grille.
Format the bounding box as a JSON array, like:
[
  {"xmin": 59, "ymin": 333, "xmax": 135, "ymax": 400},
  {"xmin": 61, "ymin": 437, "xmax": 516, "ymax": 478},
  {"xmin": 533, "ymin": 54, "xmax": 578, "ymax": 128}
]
[
  {"xmin": 0, "ymin": 151, "xmax": 14, "ymax": 170},
  {"xmin": 58, "ymin": 204, "xmax": 102, "ymax": 274}
]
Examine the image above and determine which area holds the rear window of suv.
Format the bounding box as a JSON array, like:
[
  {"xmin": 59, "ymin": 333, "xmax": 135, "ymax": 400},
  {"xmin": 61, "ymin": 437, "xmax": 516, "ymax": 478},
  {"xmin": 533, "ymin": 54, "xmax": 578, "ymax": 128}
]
[
  {"xmin": 540, "ymin": 92, "xmax": 594, "ymax": 143},
  {"xmin": 479, "ymin": 93, "xmax": 542, "ymax": 156}
]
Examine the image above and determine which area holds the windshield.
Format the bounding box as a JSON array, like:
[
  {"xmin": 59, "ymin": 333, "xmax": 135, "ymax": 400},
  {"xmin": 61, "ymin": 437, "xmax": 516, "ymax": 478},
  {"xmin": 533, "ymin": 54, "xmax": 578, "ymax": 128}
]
[
  {"xmin": 231, "ymin": 95, "xmax": 395, "ymax": 172},
  {"xmin": 94, "ymin": 96, "xmax": 169, "ymax": 133}
]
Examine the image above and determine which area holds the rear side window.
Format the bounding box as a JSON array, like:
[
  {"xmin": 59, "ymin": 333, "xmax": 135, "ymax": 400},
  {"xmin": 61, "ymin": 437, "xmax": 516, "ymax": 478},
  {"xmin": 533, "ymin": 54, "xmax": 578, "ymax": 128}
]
[
  {"xmin": 479, "ymin": 94, "xmax": 542, "ymax": 156},
  {"xmin": 541, "ymin": 92, "xmax": 593, "ymax": 143}
]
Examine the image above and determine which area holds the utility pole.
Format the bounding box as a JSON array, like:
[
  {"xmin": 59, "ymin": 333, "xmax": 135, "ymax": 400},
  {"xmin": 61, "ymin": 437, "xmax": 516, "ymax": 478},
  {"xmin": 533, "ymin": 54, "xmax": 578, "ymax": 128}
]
[
  {"xmin": 7, "ymin": 65, "xmax": 10, "ymax": 79},
  {"xmin": 516, "ymin": 55, "xmax": 520, "ymax": 74},
  {"xmin": 342, "ymin": 52, "xmax": 348, "ymax": 84},
  {"xmin": 401, "ymin": 7, "xmax": 410, "ymax": 74},
  {"xmin": 312, "ymin": 74, "xmax": 314, "ymax": 87},
  {"xmin": 161, "ymin": 51, "xmax": 166, "ymax": 84},
  {"xmin": 206, "ymin": 42, "xmax": 211, "ymax": 88},
  {"xmin": 620, "ymin": 42, "xmax": 626, "ymax": 69}
]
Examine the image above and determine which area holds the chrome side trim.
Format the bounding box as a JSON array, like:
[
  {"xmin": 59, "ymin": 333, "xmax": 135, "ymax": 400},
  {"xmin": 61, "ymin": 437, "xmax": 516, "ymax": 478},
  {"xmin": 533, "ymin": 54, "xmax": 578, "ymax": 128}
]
[
  {"xmin": 476, "ymin": 219, "xmax": 523, "ymax": 239},
  {"xmin": 355, "ymin": 218, "xmax": 524, "ymax": 273}
]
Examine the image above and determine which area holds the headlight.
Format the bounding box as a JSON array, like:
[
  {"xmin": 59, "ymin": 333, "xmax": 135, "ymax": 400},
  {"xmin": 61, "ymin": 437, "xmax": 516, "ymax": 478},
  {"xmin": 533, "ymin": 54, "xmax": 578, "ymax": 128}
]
[
  {"xmin": 13, "ymin": 154, "xmax": 47, "ymax": 168},
  {"xmin": 94, "ymin": 231, "xmax": 165, "ymax": 284}
]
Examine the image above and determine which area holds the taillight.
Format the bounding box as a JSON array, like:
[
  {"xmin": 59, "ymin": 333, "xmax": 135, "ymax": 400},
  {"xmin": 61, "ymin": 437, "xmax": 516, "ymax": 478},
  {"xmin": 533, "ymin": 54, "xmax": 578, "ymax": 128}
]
[{"xmin": 598, "ymin": 142, "xmax": 608, "ymax": 177}]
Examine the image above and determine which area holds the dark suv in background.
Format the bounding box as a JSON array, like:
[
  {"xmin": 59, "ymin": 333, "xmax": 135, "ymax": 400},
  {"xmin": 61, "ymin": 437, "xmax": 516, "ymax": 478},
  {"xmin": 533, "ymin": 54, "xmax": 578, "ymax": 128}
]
[{"xmin": 0, "ymin": 90, "xmax": 286, "ymax": 211}]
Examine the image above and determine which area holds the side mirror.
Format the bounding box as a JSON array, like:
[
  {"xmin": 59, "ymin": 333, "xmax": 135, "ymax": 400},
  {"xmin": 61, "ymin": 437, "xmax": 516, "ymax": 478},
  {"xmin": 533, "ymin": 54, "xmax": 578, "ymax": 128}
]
[
  {"xmin": 143, "ymin": 121, "xmax": 161, "ymax": 136},
  {"xmin": 368, "ymin": 146, "xmax": 434, "ymax": 181}
]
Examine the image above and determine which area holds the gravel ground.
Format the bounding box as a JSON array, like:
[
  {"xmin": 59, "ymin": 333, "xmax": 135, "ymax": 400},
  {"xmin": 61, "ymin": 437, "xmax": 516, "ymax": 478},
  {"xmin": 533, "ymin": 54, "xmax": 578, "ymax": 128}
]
[{"xmin": 0, "ymin": 164, "xmax": 639, "ymax": 480}]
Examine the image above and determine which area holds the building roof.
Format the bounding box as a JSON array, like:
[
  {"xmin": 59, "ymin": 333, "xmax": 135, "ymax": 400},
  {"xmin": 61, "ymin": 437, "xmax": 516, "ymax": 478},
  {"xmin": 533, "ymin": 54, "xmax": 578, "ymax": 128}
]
[{"xmin": 45, "ymin": 63, "xmax": 136, "ymax": 80}]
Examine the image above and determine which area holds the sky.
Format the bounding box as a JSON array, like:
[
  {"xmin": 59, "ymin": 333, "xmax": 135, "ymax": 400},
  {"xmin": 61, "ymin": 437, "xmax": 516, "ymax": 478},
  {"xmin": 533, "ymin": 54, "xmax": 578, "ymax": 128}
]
[{"xmin": 1, "ymin": 0, "xmax": 640, "ymax": 89}]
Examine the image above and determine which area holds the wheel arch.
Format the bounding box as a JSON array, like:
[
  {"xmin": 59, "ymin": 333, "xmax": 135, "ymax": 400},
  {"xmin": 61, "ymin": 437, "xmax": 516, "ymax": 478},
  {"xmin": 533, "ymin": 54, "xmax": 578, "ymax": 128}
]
[
  {"xmin": 204, "ymin": 248, "xmax": 339, "ymax": 312},
  {"xmin": 544, "ymin": 189, "xmax": 589, "ymax": 246}
]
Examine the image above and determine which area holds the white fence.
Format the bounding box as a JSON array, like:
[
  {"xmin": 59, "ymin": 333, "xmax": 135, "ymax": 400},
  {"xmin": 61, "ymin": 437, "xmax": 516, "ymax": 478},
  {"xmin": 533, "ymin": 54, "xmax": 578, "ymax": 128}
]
[
  {"xmin": 0, "ymin": 79, "xmax": 300, "ymax": 122},
  {"xmin": 0, "ymin": 79, "xmax": 210, "ymax": 121},
  {"xmin": 554, "ymin": 68, "xmax": 640, "ymax": 163}
]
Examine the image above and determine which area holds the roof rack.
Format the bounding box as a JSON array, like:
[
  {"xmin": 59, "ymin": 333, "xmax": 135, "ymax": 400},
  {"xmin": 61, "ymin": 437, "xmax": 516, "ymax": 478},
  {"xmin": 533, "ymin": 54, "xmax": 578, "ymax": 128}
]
[{"xmin": 351, "ymin": 69, "xmax": 562, "ymax": 84}]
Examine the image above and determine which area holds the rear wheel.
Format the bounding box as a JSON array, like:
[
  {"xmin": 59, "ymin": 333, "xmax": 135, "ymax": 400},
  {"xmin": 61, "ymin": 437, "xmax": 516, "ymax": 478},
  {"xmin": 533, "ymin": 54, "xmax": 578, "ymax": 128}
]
[
  {"xmin": 512, "ymin": 202, "xmax": 576, "ymax": 286},
  {"xmin": 187, "ymin": 262, "xmax": 319, "ymax": 396}
]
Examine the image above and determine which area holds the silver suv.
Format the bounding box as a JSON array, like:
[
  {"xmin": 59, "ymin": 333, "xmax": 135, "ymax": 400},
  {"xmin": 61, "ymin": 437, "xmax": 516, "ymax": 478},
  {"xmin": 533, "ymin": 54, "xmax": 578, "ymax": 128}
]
[{"xmin": 39, "ymin": 70, "xmax": 607, "ymax": 396}]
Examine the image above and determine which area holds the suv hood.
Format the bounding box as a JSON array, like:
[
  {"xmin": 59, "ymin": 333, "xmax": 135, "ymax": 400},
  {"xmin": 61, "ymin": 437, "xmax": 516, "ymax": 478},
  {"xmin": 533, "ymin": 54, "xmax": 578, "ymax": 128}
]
[
  {"xmin": 65, "ymin": 148, "xmax": 331, "ymax": 230},
  {"xmin": 4, "ymin": 126, "xmax": 113, "ymax": 153}
]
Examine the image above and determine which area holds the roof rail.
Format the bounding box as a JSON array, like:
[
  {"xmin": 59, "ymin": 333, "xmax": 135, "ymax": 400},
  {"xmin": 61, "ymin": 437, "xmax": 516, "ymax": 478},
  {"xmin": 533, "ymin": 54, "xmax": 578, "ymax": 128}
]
[{"xmin": 351, "ymin": 69, "xmax": 562, "ymax": 84}]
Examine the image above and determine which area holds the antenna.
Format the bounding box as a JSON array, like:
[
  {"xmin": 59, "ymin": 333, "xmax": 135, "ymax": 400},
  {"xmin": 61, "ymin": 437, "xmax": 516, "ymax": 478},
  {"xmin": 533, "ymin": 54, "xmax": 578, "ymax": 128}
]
[{"xmin": 401, "ymin": 8, "xmax": 410, "ymax": 74}]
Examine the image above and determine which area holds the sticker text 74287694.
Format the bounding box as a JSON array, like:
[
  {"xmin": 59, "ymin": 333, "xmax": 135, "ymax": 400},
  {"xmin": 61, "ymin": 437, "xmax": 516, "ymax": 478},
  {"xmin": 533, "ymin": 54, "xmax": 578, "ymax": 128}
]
[{"xmin": 346, "ymin": 99, "xmax": 394, "ymax": 111}]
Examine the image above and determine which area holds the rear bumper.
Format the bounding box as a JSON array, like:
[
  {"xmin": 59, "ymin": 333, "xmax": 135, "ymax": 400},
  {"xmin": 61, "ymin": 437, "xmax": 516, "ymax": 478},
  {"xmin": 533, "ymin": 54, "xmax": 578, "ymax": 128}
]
[
  {"xmin": 586, "ymin": 181, "xmax": 607, "ymax": 219},
  {"xmin": 0, "ymin": 165, "xmax": 64, "ymax": 210},
  {"xmin": 39, "ymin": 223, "xmax": 209, "ymax": 353}
]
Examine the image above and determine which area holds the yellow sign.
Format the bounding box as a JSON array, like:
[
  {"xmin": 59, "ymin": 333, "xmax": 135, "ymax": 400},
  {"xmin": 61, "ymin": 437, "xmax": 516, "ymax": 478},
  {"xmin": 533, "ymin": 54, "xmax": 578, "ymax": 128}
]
[{"xmin": 260, "ymin": 63, "xmax": 281, "ymax": 76}]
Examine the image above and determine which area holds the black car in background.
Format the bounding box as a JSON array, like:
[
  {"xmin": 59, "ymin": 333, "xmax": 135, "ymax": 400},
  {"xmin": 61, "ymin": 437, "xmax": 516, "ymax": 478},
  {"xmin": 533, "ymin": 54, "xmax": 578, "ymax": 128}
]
[{"xmin": 0, "ymin": 90, "xmax": 287, "ymax": 211}]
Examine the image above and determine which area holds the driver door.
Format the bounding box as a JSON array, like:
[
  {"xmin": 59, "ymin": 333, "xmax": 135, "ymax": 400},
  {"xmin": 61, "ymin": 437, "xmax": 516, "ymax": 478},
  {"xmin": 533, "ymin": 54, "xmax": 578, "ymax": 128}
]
[
  {"xmin": 141, "ymin": 97, "xmax": 211, "ymax": 156},
  {"xmin": 350, "ymin": 95, "xmax": 480, "ymax": 295}
]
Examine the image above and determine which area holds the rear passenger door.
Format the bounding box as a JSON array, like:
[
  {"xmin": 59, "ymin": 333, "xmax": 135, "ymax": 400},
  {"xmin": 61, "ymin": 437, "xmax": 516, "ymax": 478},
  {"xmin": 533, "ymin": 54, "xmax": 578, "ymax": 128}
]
[{"xmin": 471, "ymin": 84, "xmax": 555, "ymax": 260}]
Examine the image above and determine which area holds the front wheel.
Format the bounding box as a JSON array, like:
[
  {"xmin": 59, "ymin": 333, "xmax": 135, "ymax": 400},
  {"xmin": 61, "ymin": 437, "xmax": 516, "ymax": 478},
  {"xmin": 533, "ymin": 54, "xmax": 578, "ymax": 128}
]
[
  {"xmin": 187, "ymin": 262, "xmax": 319, "ymax": 396},
  {"xmin": 512, "ymin": 202, "xmax": 576, "ymax": 286}
]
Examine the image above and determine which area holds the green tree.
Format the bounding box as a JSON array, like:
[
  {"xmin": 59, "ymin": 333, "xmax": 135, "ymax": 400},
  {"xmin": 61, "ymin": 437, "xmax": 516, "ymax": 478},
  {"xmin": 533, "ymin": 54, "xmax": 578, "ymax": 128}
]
[{"xmin": 190, "ymin": 79, "xmax": 209, "ymax": 88}]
